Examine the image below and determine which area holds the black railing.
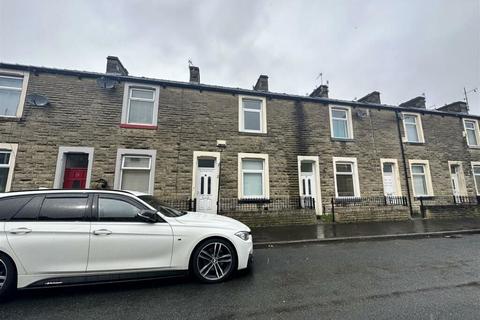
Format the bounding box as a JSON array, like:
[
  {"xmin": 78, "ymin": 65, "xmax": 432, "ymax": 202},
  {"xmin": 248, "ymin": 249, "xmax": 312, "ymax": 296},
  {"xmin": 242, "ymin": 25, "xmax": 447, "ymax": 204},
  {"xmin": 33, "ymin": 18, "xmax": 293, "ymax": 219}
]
[
  {"xmin": 218, "ymin": 196, "xmax": 315, "ymax": 213},
  {"xmin": 332, "ymin": 196, "xmax": 408, "ymax": 207},
  {"xmin": 417, "ymin": 195, "xmax": 479, "ymax": 217},
  {"xmin": 158, "ymin": 198, "xmax": 196, "ymax": 211}
]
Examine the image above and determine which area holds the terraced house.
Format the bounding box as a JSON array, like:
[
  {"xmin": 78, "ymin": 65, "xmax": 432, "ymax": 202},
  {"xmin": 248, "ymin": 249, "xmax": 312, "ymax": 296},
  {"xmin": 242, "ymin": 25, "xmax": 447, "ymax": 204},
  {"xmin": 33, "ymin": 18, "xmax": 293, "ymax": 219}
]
[{"xmin": 1, "ymin": 57, "xmax": 479, "ymax": 225}]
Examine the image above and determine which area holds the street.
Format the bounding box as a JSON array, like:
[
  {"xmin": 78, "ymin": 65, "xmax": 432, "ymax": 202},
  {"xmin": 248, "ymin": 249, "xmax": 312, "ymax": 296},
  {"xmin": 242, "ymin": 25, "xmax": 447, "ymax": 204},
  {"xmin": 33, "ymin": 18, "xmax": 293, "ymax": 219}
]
[{"xmin": 1, "ymin": 235, "xmax": 479, "ymax": 320}]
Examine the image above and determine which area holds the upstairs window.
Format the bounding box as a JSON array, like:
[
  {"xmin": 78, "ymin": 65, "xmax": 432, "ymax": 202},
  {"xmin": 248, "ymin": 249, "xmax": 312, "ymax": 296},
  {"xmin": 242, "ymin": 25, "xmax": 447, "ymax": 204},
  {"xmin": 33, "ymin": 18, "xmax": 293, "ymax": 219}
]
[
  {"xmin": 239, "ymin": 96, "xmax": 267, "ymax": 133},
  {"xmin": 463, "ymin": 119, "xmax": 480, "ymax": 147},
  {"xmin": 0, "ymin": 72, "xmax": 29, "ymax": 118},
  {"xmin": 121, "ymin": 83, "xmax": 159, "ymax": 128},
  {"xmin": 330, "ymin": 106, "xmax": 353, "ymax": 139},
  {"xmin": 402, "ymin": 113, "xmax": 424, "ymax": 143}
]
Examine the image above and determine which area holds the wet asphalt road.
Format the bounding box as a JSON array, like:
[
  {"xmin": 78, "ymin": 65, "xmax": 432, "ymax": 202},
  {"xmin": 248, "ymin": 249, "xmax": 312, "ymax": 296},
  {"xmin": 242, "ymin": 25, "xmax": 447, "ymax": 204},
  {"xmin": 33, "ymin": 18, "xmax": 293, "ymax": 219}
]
[{"xmin": 1, "ymin": 235, "xmax": 479, "ymax": 320}]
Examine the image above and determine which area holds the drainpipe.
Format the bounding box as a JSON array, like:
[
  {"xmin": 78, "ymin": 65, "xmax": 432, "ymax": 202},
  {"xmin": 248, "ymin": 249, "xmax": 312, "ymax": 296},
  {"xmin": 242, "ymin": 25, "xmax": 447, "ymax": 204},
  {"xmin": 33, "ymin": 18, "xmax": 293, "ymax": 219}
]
[{"xmin": 395, "ymin": 111, "xmax": 413, "ymax": 216}]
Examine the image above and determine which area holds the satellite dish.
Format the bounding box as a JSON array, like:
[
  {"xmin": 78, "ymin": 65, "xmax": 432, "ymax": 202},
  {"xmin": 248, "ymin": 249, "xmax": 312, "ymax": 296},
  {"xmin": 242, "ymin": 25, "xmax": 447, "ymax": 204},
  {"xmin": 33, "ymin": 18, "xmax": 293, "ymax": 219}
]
[
  {"xmin": 96, "ymin": 76, "xmax": 119, "ymax": 89},
  {"xmin": 26, "ymin": 93, "xmax": 49, "ymax": 107},
  {"xmin": 356, "ymin": 110, "xmax": 368, "ymax": 119}
]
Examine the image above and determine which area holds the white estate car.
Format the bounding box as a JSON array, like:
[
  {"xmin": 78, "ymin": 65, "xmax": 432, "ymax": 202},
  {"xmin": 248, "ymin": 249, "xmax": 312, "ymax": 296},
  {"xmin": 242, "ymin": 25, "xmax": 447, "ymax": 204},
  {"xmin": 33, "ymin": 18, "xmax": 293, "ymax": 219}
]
[{"xmin": 0, "ymin": 190, "xmax": 253, "ymax": 300}]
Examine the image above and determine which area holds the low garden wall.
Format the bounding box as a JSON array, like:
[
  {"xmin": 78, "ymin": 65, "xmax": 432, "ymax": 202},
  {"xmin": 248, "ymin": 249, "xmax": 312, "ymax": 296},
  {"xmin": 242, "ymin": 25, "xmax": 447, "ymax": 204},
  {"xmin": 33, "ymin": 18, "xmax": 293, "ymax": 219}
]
[
  {"xmin": 333, "ymin": 206, "xmax": 411, "ymax": 223},
  {"xmin": 221, "ymin": 209, "xmax": 317, "ymax": 227},
  {"xmin": 425, "ymin": 205, "xmax": 480, "ymax": 219}
]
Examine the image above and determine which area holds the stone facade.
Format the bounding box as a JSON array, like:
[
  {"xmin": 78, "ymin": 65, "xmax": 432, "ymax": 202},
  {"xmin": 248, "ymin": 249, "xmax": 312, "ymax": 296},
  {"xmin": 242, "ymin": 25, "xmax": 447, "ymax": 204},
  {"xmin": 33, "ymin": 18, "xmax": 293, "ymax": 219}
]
[{"xmin": 1, "ymin": 60, "xmax": 480, "ymax": 226}]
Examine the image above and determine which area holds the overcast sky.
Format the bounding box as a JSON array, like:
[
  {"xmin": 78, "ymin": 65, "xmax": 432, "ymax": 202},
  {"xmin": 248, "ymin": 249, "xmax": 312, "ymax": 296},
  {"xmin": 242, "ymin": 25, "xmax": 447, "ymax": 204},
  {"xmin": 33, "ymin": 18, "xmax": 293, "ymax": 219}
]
[{"xmin": 1, "ymin": 0, "xmax": 479, "ymax": 113}]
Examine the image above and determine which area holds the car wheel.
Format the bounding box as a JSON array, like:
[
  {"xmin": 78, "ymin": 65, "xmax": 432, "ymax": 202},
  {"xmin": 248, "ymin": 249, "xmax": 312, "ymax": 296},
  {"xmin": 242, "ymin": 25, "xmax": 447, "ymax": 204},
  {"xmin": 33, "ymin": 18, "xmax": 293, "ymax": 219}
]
[
  {"xmin": 192, "ymin": 238, "xmax": 237, "ymax": 283},
  {"xmin": 0, "ymin": 253, "xmax": 16, "ymax": 302}
]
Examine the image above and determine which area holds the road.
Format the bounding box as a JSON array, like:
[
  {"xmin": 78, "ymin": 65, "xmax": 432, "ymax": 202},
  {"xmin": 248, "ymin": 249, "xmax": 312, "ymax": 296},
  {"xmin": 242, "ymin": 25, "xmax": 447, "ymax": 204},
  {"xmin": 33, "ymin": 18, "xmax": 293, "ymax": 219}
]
[{"xmin": 1, "ymin": 235, "xmax": 479, "ymax": 320}]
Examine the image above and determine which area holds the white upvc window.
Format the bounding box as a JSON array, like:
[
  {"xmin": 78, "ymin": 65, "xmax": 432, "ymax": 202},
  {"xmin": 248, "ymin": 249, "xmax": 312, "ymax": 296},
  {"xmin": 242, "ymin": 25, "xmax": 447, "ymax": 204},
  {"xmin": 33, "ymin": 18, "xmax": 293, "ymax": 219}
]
[
  {"xmin": 0, "ymin": 143, "xmax": 18, "ymax": 192},
  {"xmin": 121, "ymin": 83, "xmax": 160, "ymax": 127},
  {"xmin": 463, "ymin": 119, "xmax": 480, "ymax": 147},
  {"xmin": 408, "ymin": 160, "xmax": 433, "ymax": 197},
  {"xmin": 329, "ymin": 106, "xmax": 353, "ymax": 139},
  {"xmin": 0, "ymin": 70, "xmax": 30, "ymax": 118},
  {"xmin": 238, "ymin": 153, "xmax": 269, "ymax": 199},
  {"xmin": 471, "ymin": 162, "xmax": 480, "ymax": 195},
  {"xmin": 114, "ymin": 149, "xmax": 156, "ymax": 195},
  {"xmin": 238, "ymin": 95, "xmax": 267, "ymax": 133},
  {"xmin": 333, "ymin": 157, "xmax": 360, "ymax": 197},
  {"xmin": 402, "ymin": 113, "xmax": 424, "ymax": 143}
]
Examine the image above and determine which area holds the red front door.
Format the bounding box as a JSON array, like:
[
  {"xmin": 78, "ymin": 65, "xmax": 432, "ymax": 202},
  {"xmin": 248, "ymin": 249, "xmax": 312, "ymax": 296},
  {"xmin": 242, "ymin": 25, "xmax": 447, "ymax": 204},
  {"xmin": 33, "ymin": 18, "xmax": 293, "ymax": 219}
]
[{"xmin": 63, "ymin": 168, "xmax": 87, "ymax": 189}]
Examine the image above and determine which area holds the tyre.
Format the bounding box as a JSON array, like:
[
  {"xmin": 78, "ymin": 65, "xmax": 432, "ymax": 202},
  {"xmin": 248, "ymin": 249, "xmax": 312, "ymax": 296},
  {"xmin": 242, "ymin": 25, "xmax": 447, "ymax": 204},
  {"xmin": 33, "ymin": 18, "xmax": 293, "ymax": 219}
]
[
  {"xmin": 0, "ymin": 253, "xmax": 17, "ymax": 302},
  {"xmin": 192, "ymin": 238, "xmax": 237, "ymax": 283}
]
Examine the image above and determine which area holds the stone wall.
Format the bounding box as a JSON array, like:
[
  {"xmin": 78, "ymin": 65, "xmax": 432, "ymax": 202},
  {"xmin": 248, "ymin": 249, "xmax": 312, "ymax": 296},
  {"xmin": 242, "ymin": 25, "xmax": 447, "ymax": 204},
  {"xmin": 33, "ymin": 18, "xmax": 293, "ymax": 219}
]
[
  {"xmin": 425, "ymin": 205, "xmax": 480, "ymax": 219},
  {"xmin": 333, "ymin": 206, "xmax": 411, "ymax": 223},
  {"xmin": 221, "ymin": 210, "xmax": 317, "ymax": 227}
]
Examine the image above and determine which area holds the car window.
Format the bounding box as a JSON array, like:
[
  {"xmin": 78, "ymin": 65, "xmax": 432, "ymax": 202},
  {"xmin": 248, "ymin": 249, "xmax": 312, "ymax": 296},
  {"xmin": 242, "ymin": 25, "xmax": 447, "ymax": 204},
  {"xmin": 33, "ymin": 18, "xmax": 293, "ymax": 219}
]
[
  {"xmin": 0, "ymin": 196, "xmax": 33, "ymax": 220},
  {"xmin": 39, "ymin": 197, "xmax": 88, "ymax": 221},
  {"xmin": 11, "ymin": 196, "xmax": 44, "ymax": 221},
  {"xmin": 98, "ymin": 197, "xmax": 142, "ymax": 222}
]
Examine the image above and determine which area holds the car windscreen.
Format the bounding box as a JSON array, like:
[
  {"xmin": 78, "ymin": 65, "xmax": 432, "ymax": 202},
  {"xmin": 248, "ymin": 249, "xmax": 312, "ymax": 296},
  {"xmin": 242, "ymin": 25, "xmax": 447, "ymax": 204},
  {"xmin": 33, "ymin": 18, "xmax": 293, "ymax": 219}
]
[{"xmin": 138, "ymin": 195, "xmax": 187, "ymax": 217}]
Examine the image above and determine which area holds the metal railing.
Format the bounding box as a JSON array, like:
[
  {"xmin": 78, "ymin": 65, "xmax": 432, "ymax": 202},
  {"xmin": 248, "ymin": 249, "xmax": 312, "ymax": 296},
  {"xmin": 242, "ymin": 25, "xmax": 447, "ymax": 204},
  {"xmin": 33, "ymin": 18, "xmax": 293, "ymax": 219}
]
[
  {"xmin": 332, "ymin": 196, "xmax": 408, "ymax": 207},
  {"xmin": 218, "ymin": 196, "xmax": 315, "ymax": 213},
  {"xmin": 157, "ymin": 198, "xmax": 196, "ymax": 211},
  {"xmin": 417, "ymin": 195, "xmax": 479, "ymax": 217}
]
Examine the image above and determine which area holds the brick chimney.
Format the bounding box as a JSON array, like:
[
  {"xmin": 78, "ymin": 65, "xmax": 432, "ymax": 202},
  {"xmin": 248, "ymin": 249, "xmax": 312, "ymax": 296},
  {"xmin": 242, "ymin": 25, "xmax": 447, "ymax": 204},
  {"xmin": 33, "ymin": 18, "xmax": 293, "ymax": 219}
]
[
  {"xmin": 399, "ymin": 96, "xmax": 426, "ymax": 109},
  {"xmin": 436, "ymin": 101, "xmax": 468, "ymax": 114},
  {"xmin": 310, "ymin": 85, "xmax": 329, "ymax": 98},
  {"xmin": 106, "ymin": 56, "xmax": 128, "ymax": 76},
  {"xmin": 254, "ymin": 75, "xmax": 269, "ymax": 91},
  {"xmin": 358, "ymin": 91, "xmax": 381, "ymax": 104},
  {"xmin": 189, "ymin": 65, "xmax": 200, "ymax": 83}
]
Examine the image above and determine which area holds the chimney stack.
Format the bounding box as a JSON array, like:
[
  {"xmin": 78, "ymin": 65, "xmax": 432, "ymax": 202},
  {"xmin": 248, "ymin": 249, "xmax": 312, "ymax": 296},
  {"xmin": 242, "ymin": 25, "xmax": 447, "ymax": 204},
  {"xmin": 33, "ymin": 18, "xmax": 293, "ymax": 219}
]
[
  {"xmin": 436, "ymin": 101, "xmax": 468, "ymax": 114},
  {"xmin": 106, "ymin": 56, "xmax": 128, "ymax": 76},
  {"xmin": 189, "ymin": 65, "xmax": 200, "ymax": 83},
  {"xmin": 358, "ymin": 91, "xmax": 381, "ymax": 104},
  {"xmin": 399, "ymin": 96, "xmax": 426, "ymax": 109},
  {"xmin": 310, "ymin": 84, "xmax": 329, "ymax": 98},
  {"xmin": 254, "ymin": 75, "xmax": 269, "ymax": 91}
]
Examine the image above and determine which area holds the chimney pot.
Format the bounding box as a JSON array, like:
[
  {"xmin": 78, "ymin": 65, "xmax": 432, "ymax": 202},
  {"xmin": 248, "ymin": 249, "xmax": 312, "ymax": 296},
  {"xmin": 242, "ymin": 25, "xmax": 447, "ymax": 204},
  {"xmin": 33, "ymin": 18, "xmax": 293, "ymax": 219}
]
[
  {"xmin": 310, "ymin": 85, "xmax": 329, "ymax": 98},
  {"xmin": 189, "ymin": 65, "xmax": 200, "ymax": 83},
  {"xmin": 106, "ymin": 56, "xmax": 128, "ymax": 76},
  {"xmin": 254, "ymin": 75, "xmax": 269, "ymax": 91},
  {"xmin": 358, "ymin": 91, "xmax": 381, "ymax": 104}
]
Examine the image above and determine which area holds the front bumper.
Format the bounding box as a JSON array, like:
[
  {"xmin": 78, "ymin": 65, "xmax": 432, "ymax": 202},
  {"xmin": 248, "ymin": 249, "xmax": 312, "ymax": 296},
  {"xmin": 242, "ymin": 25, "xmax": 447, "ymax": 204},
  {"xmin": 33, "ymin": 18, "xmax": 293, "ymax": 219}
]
[{"xmin": 236, "ymin": 236, "xmax": 253, "ymax": 270}]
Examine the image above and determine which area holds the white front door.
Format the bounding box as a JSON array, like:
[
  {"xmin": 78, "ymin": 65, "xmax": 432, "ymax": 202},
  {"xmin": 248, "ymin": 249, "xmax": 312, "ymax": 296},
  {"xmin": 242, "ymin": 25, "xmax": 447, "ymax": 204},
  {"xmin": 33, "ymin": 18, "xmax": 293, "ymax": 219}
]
[
  {"xmin": 450, "ymin": 164, "xmax": 461, "ymax": 196},
  {"xmin": 196, "ymin": 158, "xmax": 218, "ymax": 214},
  {"xmin": 300, "ymin": 162, "xmax": 316, "ymax": 208},
  {"xmin": 382, "ymin": 163, "xmax": 397, "ymax": 196}
]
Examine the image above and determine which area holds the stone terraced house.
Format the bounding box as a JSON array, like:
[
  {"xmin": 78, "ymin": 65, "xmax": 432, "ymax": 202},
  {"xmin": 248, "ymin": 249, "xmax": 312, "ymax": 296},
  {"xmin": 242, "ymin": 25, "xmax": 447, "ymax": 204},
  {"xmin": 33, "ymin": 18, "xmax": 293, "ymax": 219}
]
[{"xmin": 1, "ymin": 57, "xmax": 479, "ymax": 226}]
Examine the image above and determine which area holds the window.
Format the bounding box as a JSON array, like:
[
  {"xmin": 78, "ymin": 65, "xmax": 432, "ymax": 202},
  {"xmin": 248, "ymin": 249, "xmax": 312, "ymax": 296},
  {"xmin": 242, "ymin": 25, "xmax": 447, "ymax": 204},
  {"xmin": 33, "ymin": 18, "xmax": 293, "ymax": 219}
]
[
  {"xmin": 39, "ymin": 196, "xmax": 88, "ymax": 221},
  {"xmin": 463, "ymin": 119, "xmax": 480, "ymax": 147},
  {"xmin": 11, "ymin": 196, "xmax": 44, "ymax": 220},
  {"xmin": 238, "ymin": 153, "xmax": 269, "ymax": 199},
  {"xmin": 330, "ymin": 106, "xmax": 353, "ymax": 139},
  {"xmin": 409, "ymin": 160, "xmax": 433, "ymax": 197},
  {"xmin": 114, "ymin": 149, "xmax": 156, "ymax": 195},
  {"xmin": 471, "ymin": 162, "xmax": 480, "ymax": 195},
  {"xmin": 239, "ymin": 96, "xmax": 267, "ymax": 133},
  {"xmin": 98, "ymin": 197, "xmax": 142, "ymax": 221},
  {"xmin": 333, "ymin": 157, "xmax": 360, "ymax": 197},
  {"xmin": 0, "ymin": 143, "xmax": 18, "ymax": 192},
  {"xmin": 0, "ymin": 196, "xmax": 33, "ymax": 221},
  {"xmin": 121, "ymin": 83, "xmax": 160, "ymax": 128},
  {"xmin": 0, "ymin": 71, "xmax": 29, "ymax": 118},
  {"xmin": 402, "ymin": 113, "xmax": 424, "ymax": 143}
]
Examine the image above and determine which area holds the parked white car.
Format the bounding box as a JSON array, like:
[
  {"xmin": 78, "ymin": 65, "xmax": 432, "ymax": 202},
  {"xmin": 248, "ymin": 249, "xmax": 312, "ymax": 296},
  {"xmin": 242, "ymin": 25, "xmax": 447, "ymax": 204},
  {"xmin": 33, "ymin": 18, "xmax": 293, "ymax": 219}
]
[{"xmin": 0, "ymin": 190, "xmax": 253, "ymax": 300}]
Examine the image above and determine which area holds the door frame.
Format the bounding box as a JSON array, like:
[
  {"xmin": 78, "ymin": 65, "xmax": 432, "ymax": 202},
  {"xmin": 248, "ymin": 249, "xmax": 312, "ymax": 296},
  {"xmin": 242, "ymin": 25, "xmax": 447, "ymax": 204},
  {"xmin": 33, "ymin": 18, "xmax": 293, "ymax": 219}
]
[
  {"xmin": 380, "ymin": 158, "xmax": 402, "ymax": 196},
  {"xmin": 448, "ymin": 161, "xmax": 467, "ymax": 196},
  {"xmin": 297, "ymin": 156, "xmax": 322, "ymax": 215},
  {"xmin": 191, "ymin": 151, "xmax": 221, "ymax": 207},
  {"xmin": 54, "ymin": 146, "xmax": 94, "ymax": 189}
]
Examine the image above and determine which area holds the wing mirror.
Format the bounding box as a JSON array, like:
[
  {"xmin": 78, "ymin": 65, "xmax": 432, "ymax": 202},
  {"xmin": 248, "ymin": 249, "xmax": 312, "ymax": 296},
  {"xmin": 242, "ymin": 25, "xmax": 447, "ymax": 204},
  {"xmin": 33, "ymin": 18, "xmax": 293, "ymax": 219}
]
[{"xmin": 137, "ymin": 209, "xmax": 159, "ymax": 223}]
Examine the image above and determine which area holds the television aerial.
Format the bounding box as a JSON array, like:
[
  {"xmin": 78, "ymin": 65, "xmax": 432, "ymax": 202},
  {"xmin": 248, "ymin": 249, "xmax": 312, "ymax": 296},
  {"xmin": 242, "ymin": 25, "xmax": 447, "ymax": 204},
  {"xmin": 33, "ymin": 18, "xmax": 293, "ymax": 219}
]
[
  {"xmin": 96, "ymin": 76, "xmax": 119, "ymax": 89},
  {"xmin": 26, "ymin": 93, "xmax": 49, "ymax": 107}
]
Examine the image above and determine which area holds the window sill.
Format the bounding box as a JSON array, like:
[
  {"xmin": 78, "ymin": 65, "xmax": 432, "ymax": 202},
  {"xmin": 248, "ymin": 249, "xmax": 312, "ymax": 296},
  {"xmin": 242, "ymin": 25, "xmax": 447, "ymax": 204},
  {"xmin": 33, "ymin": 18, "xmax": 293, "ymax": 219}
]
[
  {"xmin": 331, "ymin": 137, "xmax": 354, "ymax": 142},
  {"xmin": 238, "ymin": 131, "xmax": 268, "ymax": 137},
  {"xmin": 404, "ymin": 141, "xmax": 425, "ymax": 145},
  {"xmin": 120, "ymin": 124, "xmax": 158, "ymax": 130},
  {"xmin": 238, "ymin": 198, "xmax": 270, "ymax": 204},
  {"xmin": 0, "ymin": 116, "xmax": 22, "ymax": 122},
  {"xmin": 467, "ymin": 145, "xmax": 480, "ymax": 149}
]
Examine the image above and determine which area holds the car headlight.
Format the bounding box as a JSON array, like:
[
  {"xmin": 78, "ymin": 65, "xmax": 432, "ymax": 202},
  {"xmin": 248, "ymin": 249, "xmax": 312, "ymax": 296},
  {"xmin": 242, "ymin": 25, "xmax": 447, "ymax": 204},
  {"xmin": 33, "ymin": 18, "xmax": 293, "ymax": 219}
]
[{"xmin": 235, "ymin": 231, "xmax": 251, "ymax": 241}]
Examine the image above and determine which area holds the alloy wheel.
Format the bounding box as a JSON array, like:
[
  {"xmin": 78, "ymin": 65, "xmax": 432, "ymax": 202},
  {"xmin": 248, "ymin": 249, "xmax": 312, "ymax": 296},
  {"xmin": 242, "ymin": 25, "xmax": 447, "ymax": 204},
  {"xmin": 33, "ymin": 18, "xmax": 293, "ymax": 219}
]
[
  {"xmin": 0, "ymin": 259, "xmax": 6, "ymax": 290},
  {"xmin": 196, "ymin": 242, "xmax": 233, "ymax": 281}
]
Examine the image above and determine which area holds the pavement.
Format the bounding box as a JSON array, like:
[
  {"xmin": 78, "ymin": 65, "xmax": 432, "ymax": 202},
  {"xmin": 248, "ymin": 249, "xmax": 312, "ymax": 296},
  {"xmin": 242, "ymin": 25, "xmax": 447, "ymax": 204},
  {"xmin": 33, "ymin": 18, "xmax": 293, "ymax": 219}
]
[
  {"xmin": 1, "ymin": 234, "xmax": 479, "ymax": 320},
  {"xmin": 251, "ymin": 217, "xmax": 480, "ymax": 246}
]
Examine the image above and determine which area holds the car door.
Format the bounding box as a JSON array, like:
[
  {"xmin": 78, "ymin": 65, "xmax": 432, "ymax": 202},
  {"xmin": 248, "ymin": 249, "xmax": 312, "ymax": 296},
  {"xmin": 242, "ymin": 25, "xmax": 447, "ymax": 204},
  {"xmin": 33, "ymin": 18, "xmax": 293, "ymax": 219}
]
[
  {"xmin": 87, "ymin": 194, "xmax": 173, "ymax": 272},
  {"xmin": 5, "ymin": 193, "xmax": 92, "ymax": 274}
]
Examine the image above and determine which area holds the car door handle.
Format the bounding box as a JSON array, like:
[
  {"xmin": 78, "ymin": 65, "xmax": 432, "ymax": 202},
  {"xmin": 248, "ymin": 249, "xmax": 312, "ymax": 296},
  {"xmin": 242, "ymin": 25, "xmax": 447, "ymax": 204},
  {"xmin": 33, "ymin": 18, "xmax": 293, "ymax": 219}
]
[
  {"xmin": 93, "ymin": 229, "xmax": 112, "ymax": 236},
  {"xmin": 8, "ymin": 227, "xmax": 32, "ymax": 235}
]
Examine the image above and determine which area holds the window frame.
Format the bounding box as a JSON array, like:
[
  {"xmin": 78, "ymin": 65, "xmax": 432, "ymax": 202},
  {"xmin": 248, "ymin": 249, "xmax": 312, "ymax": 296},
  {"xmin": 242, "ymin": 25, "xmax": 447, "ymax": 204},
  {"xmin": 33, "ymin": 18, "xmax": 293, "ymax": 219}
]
[
  {"xmin": 238, "ymin": 95, "xmax": 267, "ymax": 134},
  {"xmin": 121, "ymin": 82, "xmax": 160, "ymax": 129},
  {"xmin": 38, "ymin": 194, "xmax": 91, "ymax": 221},
  {"xmin": 94, "ymin": 194, "xmax": 149, "ymax": 222},
  {"xmin": 0, "ymin": 69, "xmax": 30, "ymax": 118},
  {"xmin": 238, "ymin": 153, "xmax": 269, "ymax": 199},
  {"xmin": 471, "ymin": 162, "xmax": 480, "ymax": 196},
  {"xmin": 402, "ymin": 112, "xmax": 425, "ymax": 143},
  {"xmin": 333, "ymin": 157, "xmax": 360, "ymax": 198},
  {"xmin": 114, "ymin": 149, "xmax": 156, "ymax": 195},
  {"xmin": 463, "ymin": 118, "xmax": 480, "ymax": 148},
  {"xmin": 0, "ymin": 143, "xmax": 18, "ymax": 193},
  {"xmin": 408, "ymin": 159, "xmax": 434, "ymax": 197},
  {"xmin": 329, "ymin": 106, "xmax": 353, "ymax": 140}
]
